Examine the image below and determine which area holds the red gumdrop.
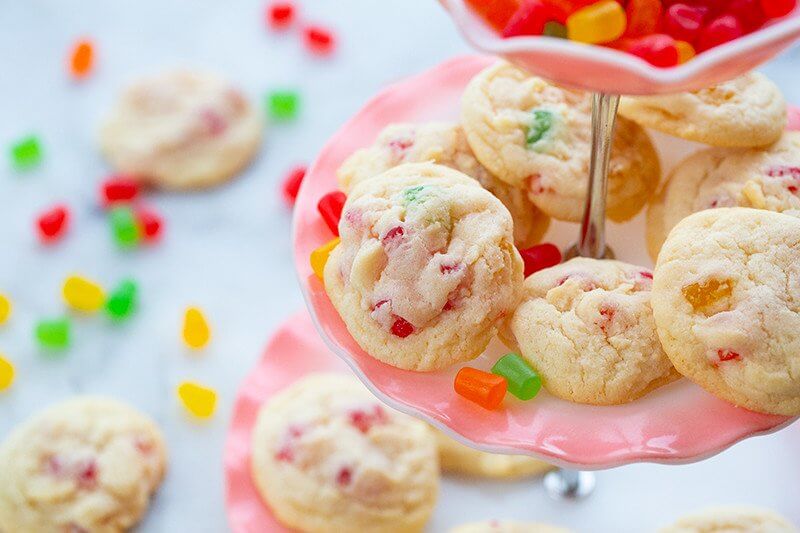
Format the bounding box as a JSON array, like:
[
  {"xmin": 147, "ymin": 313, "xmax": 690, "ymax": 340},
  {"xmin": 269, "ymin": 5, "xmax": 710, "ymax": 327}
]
[
  {"xmin": 518, "ymin": 243, "xmax": 561, "ymax": 277},
  {"xmin": 662, "ymin": 4, "xmax": 709, "ymax": 42},
  {"xmin": 100, "ymin": 175, "xmax": 139, "ymax": 208},
  {"xmin": 266, "ymin": 1, "xmax": 296, "ymax": 30},
  {"xmin": 697, "ymin": 14, "xmax": 745, "ymax": 51},
  {"xmin": 281, "ymin": 165, "xmax": 306, "ymax": 206},
  {"xmin": 381, "ymin": 226, "xmax": 404, "ymax": 244},
  {"xmin": 390, "ymin": 316, "xmax": 414, "ymax": 338},
  {"xmin": 36, "ymin": 204, "xmax": 70, "ymax": 243},
  {"xmin": 502, "ymin": 0, "xmax": 551, "ymax": 37},
  {"xmin": 336, "ymin": 467, "xmax": 353, "ymax": 486},
  {"xmin": 626, "ymin": 34, "xmax": 680, "ymax": 67},
  {"xmin": 466, "ymin": 0, "xmax": 521, "ymax": 31},
  {"xmin": 303, "ymin": 25, "xmax": 336, "ymax": 55},
  {"xmin": 717, "ymin": 349, "xmax": 742, "ymax": 362},
  {"xmin": 136, "ymin": 206, "xmax": 163, "ymax": 242},
  {"xmin": 625, "ymin": 0, "xmax": 662, "ymax": 37},
  {"xmin": 540, "ymin": 0, "xmax": 596, "ymax": 23},
  {"xmin": 662, "ymin": 0, "xmax": 724, "ymax": 13},
  {"xmin": 760, "ymin": 0, "xmax": 796, "ymax": 18},
  {"xmin": 728, "ymin": 0, "xmax": 766, "ymax": 31},
  {"xmin": 317, "ymin": 191, "xmax": 347, "ymax": 236}
]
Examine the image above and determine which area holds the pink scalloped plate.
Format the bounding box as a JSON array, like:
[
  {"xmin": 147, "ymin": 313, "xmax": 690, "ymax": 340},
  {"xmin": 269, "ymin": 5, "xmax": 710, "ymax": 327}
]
[
  {"xmin": 224, "ymin": 310, "xmax": 349, "ymax": 533},
  {"xmin": 292, "ymin": 55, "xmax": 798, "ymax": 470},
  {"xmin": 439, "ymin": 0, "xmax": 800, "ymax": 95}
]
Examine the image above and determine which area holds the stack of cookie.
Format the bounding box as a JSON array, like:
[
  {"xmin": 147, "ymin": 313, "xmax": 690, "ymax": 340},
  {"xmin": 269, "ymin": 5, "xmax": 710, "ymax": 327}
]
[{"xmin": 322, "ymin": 59, "xmax": 800, "ymax": 417}]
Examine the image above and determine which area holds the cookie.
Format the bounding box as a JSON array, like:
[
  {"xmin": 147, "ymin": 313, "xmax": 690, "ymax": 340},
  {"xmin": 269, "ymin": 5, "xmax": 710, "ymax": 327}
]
[
  {"xmin": 0, "ymin": 396, "xmax": 167, "ymax": 533},
  {"xmin": 659, "ymin": 506, "xmax": 797, "ymax": 533},
  {"xmin": 461, "ymin": 61, "xmax": 660, "ymax": 223},
  {"xmin": 325, "ymin": 162, "xmax": 524, "ymax": 371},
  {"xmin": 451, "ymin": 521, "xmax": 572, "ymax": 533},
  {"xmin": 251, "ymin": 373, "xmax": 439, "ymax": 533},
  {"xmin": 337, "ymin": 122, "xmax": 550, "ymax": 247},
  {"xmin": 100, "ymin": 70, "xmax": 263, "ymax": 190},
  {"xmin": 506, "ymin": 257, "xmax": 677, "ymax": 405},
  {"xmin": 646, "ymin": 131, "xmax": 800, "ymax": 261},
  {"xmin": 434, "ymin": 430, "xmax": 552, "ymax": 479},
  {"xmin": 620, "ymin": 72, "xmax": 786, "ymax": 148},
  {"xmin": 652, "ymin": 208, "xmax": 800, "ymax": 416}
]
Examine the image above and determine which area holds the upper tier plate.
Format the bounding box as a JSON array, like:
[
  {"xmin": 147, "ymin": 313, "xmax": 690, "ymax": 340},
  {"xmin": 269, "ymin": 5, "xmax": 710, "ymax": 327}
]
[
  {"xmin": 439, "ymin": 0, "xmax": 800, "ymax": 95},
  {"xmin": 292, "ymin": 55, "xmax": 796, "ymax": 470}
]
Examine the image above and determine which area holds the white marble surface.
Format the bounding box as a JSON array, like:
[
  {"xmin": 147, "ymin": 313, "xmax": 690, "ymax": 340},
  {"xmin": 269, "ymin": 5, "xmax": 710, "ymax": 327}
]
[{"xmin": 1, "ymin": 1, "xmax": 799, "ymax": 531}]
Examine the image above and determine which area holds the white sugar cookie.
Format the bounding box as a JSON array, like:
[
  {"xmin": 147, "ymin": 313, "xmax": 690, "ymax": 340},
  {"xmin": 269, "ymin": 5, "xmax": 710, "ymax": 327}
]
[
  {"xmin": 652, "ymin": 208, "xmax": 800, "ymax": 416},
  {"xmin": 507, "ymin": 258, "xmax": 677, "ymax": 405},
  {"xmin": 461, "ymin": 61, "xmax": 659, "ymax": 222},
  {"xmin": 251, "ymin": 374, "xmax": 439, "ymax": 533},
  {"xmin": 100, "ymin": 70, "xmax": 262, "ymax": 189},
  {"xmin": 325, "ymin": 162, "xmax": 524, "ymax": 371},
  {"xmin": 620, "ymin": 72, "xmax": 786, "ymax": 148},
  {"xmin": 0, "ymin": 397, "xmax": 167, "ymax": 533},
  {"xmin": 646, "ymin": 131, "xmax": 800, "ymax": 261},
  {"xmin": 338, "ymin": 122, "xmax": 550, "ymax": 247}
]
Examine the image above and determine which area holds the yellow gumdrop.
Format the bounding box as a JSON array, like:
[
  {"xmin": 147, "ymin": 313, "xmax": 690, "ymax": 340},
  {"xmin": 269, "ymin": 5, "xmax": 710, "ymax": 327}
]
[
  {"xmin": 182, "ymin": 306, "xmax": 211, "ymax": 349},
  {"xmin": 177, "ymin": 381, "xmax": 217, "ymax": 418},
  {"xmin": 675, "ymin": 40, "xmax": 696, "ymax": 64},
  {"xmin": 0, "ymin": 355, "xmax": 15, "ymax": 391},
  {"xmin": 0, "ymin": 293, "xmax": 11, "ymax": 324},
  {"xmin": 567, "ymin": 0, "xmax": 626, "ymax": 44},
  {"xmin": 62, "ymin": 275, "xmax": 105, "ymax": 312},
  {"xmin": 310, "ymin": 237, "xmax": 340, "ymax": 281}
]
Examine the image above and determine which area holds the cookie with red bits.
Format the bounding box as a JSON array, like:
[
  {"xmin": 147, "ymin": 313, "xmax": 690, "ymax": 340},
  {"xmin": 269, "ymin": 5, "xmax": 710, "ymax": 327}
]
[
  {"xmin": 325, "ymin": 162, "xmax": 524, "ymax": 371},
  {"xmin": 0, "ymin": 397, "xmax": 166, "ymax": 533},
  {"xmin": 251, "ymin": 374, "xmax": 438, "ymax": 533}
]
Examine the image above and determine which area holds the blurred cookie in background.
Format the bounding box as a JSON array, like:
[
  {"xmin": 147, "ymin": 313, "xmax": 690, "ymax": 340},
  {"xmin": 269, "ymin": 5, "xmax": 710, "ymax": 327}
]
[
  {"xmin": 0, "ymin": 396, "xmax": 167, "ymax": 533},
  {"xmin": 658, "ymin": 505, "xmax": 798, "ymax": 533},
  {"xmin": 100, "ymin": 69, "xmax": 263, "ymax": 190},
  {"xmin": 250, "ymin": 373, "xmax": 439, "ymax": 532},
  {"xmin": 434, "ymin": 429, "xmax": 553, "ymax": 479}
]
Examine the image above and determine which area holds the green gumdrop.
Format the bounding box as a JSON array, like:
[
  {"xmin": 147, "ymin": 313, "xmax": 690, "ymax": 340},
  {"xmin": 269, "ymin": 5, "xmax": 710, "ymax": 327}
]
[
  {"xmin": 543, "ymin": 21, "xmax": 567, "ymax": 39},
  {"xmin": 35, "ymin": 318, "xmax": 70, "ymax": 349},
  {"xmin": 403, "ymin": 185, "xmax": 427, "ymax": 204},
  {"xmin": 10, "ymin": 135, "xmax": 43, "ymax": 171},
  {"xmin": 106, "ymin": 279, "xmax": 138, "ymax": 320},
  {"xmin": 267, "ymin": 90, "xmax": 301, "ymax": 121},
  {"xmin": 527, "ymin": 109, "xmax": 555, "ymax": 147},
  {"xmin": 110, "ymin": 206, "xmax": 140, "ymax": 249},
  {"xmin": 491, "ymin": 353, "xmax": 542, "ymax": 401}
]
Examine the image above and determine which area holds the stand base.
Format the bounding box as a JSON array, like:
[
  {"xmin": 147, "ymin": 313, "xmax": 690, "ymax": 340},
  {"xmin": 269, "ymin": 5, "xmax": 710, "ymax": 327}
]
[{"xmin": 544, "ymin": 469, "xmax": 596, "ymax": 500}]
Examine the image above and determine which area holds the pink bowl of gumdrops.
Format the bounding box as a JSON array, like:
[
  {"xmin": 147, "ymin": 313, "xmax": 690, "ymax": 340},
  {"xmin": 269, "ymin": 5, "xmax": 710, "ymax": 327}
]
[{"xmin": 439, "ymin": 0, "xmax": 800, "ymax": 94}]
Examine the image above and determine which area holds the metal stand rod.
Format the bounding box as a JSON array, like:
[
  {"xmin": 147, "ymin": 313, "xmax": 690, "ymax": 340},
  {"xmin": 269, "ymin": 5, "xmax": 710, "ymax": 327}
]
[
  {"xmin": 544, "ymin": 468, "xmax": 596, "ymax": 500},
  {"xmin": 550, "ymin": 93, "xmax": 620, "ymax": 499},
  {"xmin": 565, "ymin": 92, "xmax": 620, "ymax": 261}
]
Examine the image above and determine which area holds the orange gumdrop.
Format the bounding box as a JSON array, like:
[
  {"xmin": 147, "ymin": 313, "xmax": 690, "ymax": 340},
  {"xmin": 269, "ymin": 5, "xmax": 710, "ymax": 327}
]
[
  {"xmin": 70, "ymin": 39, "xmax": 94, "ymax": 78},
  {"xmin": 454, "ymin": 367, "xmax": 507, "ymax": 410},
  {"xmin": 682, "ymin": 278, "xmax": 734, "ymax": 311}
]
